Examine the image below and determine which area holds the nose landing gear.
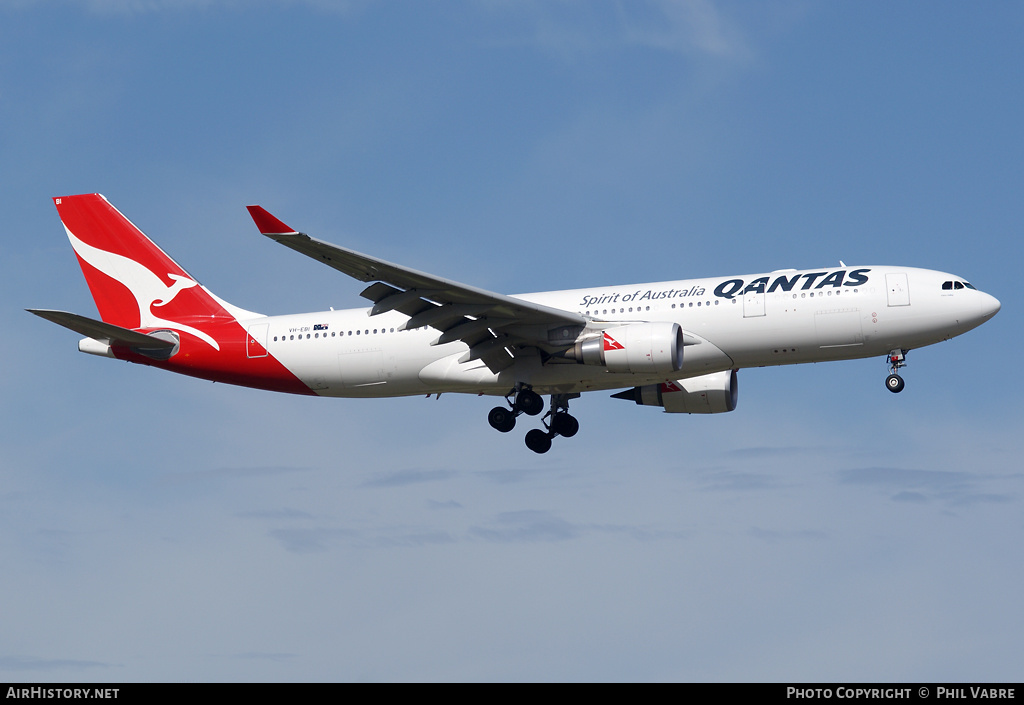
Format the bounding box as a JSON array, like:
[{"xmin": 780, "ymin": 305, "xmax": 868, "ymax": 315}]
[{"xmin": 885, "ymin": 349, "xmax": 907, "ymax": 393}]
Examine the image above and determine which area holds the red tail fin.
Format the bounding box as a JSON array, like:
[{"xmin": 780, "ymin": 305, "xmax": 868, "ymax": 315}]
[{"xmin": 54, "ymin": 194, "xmax": 259, "ymax": 350}]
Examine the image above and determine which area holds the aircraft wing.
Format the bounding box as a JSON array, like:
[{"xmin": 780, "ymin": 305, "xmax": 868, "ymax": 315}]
[{"xmin": 247, "ymin": 206, "xmax": 586, "ymax": 372}]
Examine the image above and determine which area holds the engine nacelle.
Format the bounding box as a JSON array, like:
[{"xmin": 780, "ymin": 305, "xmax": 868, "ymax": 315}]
[
  {"xmin": 570, "ymin": 322, "xmax": 684, "ymax": 374},
  {"xmin": 611, "ymin": 369, "xmax": 738, "ymax": 414}
]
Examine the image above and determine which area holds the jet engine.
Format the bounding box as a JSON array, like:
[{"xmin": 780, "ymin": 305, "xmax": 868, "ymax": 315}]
[
  {"xmin": 611, "ymin": 369, "xmax": 738, "ymax": 414},
  {"xmin": 567, "ymin": 322, "xmax": 684, "ymax": 374}
]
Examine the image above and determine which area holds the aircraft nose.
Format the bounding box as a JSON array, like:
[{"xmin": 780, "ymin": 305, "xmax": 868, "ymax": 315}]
[
  {"xmin": 956, "ymin": 289, "xmax": 1000, "ymax": 333},
  {"xmin": 979, "ymin": 291, "xmax": 1001, "ymax": 320}
]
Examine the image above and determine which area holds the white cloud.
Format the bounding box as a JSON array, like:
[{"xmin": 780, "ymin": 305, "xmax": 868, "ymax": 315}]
[
  {"xmin": 625, "ymin": 0, "xmax": 752, "ymax": 59},
  {"xmin": 481, "ymin": 0, "xmax": 754, "ymax": 61}
]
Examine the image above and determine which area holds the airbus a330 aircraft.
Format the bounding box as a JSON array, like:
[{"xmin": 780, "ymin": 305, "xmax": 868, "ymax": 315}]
[{"xmin": 31, "ymin": 194, "xmax": 1000, "ymax": 453}]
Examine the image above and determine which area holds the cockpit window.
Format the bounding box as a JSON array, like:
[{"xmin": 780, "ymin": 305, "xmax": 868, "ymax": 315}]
[{"xmin": 942, "ymin": 280, "xmax": 977, "ymax": 291}]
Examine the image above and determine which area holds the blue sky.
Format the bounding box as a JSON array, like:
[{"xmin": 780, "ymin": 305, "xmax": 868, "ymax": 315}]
[{"xmin": 2, "ymin": 1, "xmax": 1021, "ymax": 681}]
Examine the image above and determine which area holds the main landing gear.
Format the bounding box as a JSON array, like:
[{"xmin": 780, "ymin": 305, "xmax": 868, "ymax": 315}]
[
  {"xmin": 885, "ymin": 349, "xmax": 907, "ymax": 393},
  {"xmin": 487, "ymin": 386, "xmax": 542, "ymax": 433},
  {"xmin": 488, "ymin": 387, "xmax": 580, "ymax": 454}
]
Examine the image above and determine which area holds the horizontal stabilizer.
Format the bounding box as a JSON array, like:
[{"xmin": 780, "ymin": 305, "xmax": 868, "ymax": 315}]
[{"xmin": 26, "ymin": 309, "xmax": 176, "ymax": 349}]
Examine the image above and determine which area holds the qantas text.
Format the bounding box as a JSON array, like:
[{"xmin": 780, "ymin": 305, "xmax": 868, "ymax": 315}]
[{"xmin": 714, "ymin": 268, "xmax": 870, "ymax": 299}]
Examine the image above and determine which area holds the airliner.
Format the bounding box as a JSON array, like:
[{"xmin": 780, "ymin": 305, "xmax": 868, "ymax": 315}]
[{"xmin": 30, "ymin": 194, "xmax": 1000, "ymax": 453}]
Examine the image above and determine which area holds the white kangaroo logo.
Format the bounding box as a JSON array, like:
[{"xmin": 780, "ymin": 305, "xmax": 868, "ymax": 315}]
[
  {"xmin": 153, "ymin": 274, "xmax": 198, "ymax": 307},
  {"xmin": 65, "ymin": 226, "xmax": 222, "ymax": 350}
]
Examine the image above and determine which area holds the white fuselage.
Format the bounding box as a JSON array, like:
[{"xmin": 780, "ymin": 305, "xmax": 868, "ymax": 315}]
[{"xmin": 248, "ymin": 265, "xmax": 999, "ymax": 398}]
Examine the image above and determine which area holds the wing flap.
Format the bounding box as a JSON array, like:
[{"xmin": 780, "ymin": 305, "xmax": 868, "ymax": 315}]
[
  {"xmin": 431, "ymin": 317, "xmax": 513, "ymax": 346},
  {"xmin": 459, "ymin": 334, "xmax": 512, "ymax": 363}
]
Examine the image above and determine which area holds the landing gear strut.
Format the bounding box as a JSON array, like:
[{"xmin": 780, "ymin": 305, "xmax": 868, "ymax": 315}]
[{"xmin": 885, "ymin": 349, "xmax": 907, "ymax": 393}]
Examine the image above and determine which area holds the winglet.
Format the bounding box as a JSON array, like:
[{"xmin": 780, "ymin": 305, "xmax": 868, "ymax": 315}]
[{"xmin": 246, "ymin": 206, "xmax": 298, "ymax": 235}]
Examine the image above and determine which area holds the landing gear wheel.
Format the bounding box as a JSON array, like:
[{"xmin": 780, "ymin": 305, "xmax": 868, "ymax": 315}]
[
  {"xmin": 488, "ymin": 406, "xmax": 516, "ymax": 432},
  {"xmin": 550, "ymin": 412, "xmax": 579, "ymax": 438},
  {"xmin": 525, "ymin": 429, "xmax": 553, "ymax": 454},
  {"xmin": 515, "ymin": 389, "xmax": 544, "ymax": 416},
  {"xmin": 886, "ymin": 374, "xmax": 905, "ymax": 393}
]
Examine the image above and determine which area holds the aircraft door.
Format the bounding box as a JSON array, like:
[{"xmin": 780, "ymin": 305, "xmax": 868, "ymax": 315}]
[
  {"xmin": 246, "ymin": 323, "xmax": 269, "ymax": 358},
  {"xmin": 743, "ymin": 290, "xmax": 765, "ymax": 317},
  {"xmin": 886, "ymin": 273, "xmax": 911, "ymax": 307}
]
